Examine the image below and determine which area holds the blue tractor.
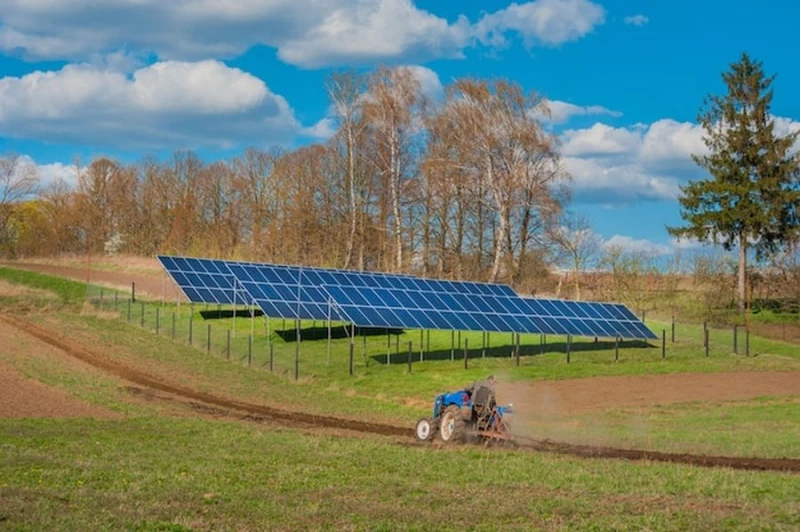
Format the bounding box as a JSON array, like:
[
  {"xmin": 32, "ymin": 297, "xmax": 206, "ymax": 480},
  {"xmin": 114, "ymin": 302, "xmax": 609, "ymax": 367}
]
[{"xmin": 414, "ymin": 385, "xmax": 514, "ymax": 444}]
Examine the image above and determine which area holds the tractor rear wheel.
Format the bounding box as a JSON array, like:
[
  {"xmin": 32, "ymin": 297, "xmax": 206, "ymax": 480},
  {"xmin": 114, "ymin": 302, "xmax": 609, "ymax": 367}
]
[
  {"xmin": 415, "ymin": 418, "xmax": 434, "ymax": 442},
  {"xmin": 439, "ymin": 405, "xmax": 465, "ymax": 443}
]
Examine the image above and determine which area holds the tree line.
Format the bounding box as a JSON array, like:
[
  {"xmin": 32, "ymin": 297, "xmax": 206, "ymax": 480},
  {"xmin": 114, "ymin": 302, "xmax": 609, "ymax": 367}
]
[{"xmin": 0, "ymin": 67, "xmax": 573, "ymax": 293}]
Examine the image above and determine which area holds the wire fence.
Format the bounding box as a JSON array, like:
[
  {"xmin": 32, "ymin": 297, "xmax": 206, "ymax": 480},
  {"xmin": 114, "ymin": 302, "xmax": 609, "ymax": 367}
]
[{"xmin": 84, "ymin": 283, "xmax": 768, "ymax": 382}]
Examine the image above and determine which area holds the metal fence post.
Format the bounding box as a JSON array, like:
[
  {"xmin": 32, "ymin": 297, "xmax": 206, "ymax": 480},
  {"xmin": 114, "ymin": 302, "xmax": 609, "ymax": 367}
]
[
  {"xmin": 661, "ymin": 329, "xmax": 666, "ymax": 359},
  {"xmin": 482, "ymin": 331, "xmax": 486, "ymax": 358},
  {"xmin": 515, "ymin": 333, "xmax": 520, "ymax": 367},
  {"xmin": 226, "ymin": 329, "xmax": 231, "ymax": 359},
  {"xmin": 745, "ymin": 327, "xmax": 750, "ymax": 357},
  {"xmin": 407, "ymin": 341, "xmax": 412, "ymax": 373},
  {"xmin": 140, "ymin": 302, "xmax": 145, "ymax": 327},
  {"xmin": 615, "ymin": 336, "xmax": 619, "ymax": 362},
  {"xmin": 464, "ymin": 338, "xmax": 469, "ymax": 370},
  {"xmin": 733, "ymin": 324, "xmax": 738, "ymax": 354},
  {"xmin": 295, "ymin": 320, "xmax": 300, "ymax": 380},
  {"xmin": 349, "ymin": 336, "xmax": 355, "ymax": 376},
  {"xmin": 450, "ymin": 330, "xmax": 455, "ymax": 361},
  {"xmin": 420, "ymin": 329, "xmax": 424, "ymax": 362},
  {"xmin": 671, "ymin": 316, "xmax": 675, "ymax": 343},
  {"xmin": 269, "ymin": 341, "xmax": 274, "ymax": 372},
  {"xmin": 566, "ymin": 334, "xmax": 571, "ymax": 364},
  {"xmin": 704, "ymin": 329, "xmax": 709, "ymax": 357},
  {"xmin": 131, "ymin": 281, "xmax": 136, "ymax": 303}
]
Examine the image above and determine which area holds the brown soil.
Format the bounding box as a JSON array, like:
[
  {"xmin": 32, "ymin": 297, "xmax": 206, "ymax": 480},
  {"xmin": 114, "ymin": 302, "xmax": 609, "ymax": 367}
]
[
  {"xmin": 0, "ymin": 360, "xmax": 115, "ymax": 419},
  {"xmin": 2, "ymin": 313, "xmax": 798, "ymax": 473},
  {"xmin": 0, "ymin": 314, "xmax": 406, "ymax": 437},
  {"xmin": 501, "ymin": 371, "xmax": 800, "ymax": 417},
  {"xmin": 0, "ymin": 261, "xmax": 182, "ymax": 301}
]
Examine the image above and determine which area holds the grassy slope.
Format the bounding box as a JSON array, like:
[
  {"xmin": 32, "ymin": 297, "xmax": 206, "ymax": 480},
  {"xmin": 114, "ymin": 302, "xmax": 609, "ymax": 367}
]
[
  {"xmin": 1, "ymin": 267, "xmax": 800, "ymax": 530},
  {"xmin": 1, "ymin": 417, "xmax": 798, "ymax": 531}
]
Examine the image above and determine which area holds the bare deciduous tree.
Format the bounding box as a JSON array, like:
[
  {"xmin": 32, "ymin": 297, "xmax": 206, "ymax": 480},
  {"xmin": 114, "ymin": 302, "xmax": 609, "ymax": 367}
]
[
  {"xmin": 326, "ymin": 70, "xmax": 368, "ymax": 269},
  {"xmin": 363, "ymin": 65, "xmax": 426, "ymax": 272},
  {"xmin": 548, "ymin": 212, "xmax": 601, "ymax": 299},
  {"xmin": 0, "ymin": 153, "xmax": 39, "ymax": 233}
]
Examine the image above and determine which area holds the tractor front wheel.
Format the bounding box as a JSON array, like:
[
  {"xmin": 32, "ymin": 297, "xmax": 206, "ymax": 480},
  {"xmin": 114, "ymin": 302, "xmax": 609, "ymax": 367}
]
[
  {"xmin": 415, "ymin": 418, "xmax": 435, "ymax": 442},
  {"xmin": 439, "ymin": 405, "xmax": 465, "ymax": 444}
]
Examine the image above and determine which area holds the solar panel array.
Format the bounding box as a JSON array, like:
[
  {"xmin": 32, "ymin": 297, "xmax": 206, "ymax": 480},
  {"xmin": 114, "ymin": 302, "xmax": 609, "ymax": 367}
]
[{"xmin": 157, "ymin": 255, "xmax": 656, "ymax": 340}]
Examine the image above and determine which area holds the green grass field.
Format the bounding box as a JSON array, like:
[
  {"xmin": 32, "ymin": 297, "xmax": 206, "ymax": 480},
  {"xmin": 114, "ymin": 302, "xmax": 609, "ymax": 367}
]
[
  {"xmin": 1, "ymin": 267, "xmax": 798, "ymax": 530},
  {"xmin": 2, "ymin": 417, "xmax": 798, "ymax": 531}
]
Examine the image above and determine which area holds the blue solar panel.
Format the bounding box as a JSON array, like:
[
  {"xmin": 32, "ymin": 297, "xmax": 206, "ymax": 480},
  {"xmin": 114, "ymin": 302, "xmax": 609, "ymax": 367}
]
[
  {"xmin": 228, "ymin": 262, "xmax": 416, "ymax": 321},
  {"xmin": 157, "ymin": 255, "xmax": 243, "ymax": 305},
  {"xmin": 519, "ymin": 298, "xmax": 656, "ymax": 340},
  {"xmin": 323, "ymin": 284, "xmax": 547, "ymax": 334}
]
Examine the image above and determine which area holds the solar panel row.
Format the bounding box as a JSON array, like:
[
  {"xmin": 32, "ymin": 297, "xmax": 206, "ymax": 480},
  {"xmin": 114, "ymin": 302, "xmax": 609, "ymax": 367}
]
[
  {"xmin": 324, "ymin": 285, "xmax": 653, "ymax": 339},
  {"xmin": 156, "ymin": 255, "xmax": 657, "ymax": 340}
]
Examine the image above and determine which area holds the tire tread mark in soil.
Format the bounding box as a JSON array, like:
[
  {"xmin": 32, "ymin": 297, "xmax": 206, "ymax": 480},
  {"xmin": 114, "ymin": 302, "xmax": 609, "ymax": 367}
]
[
  {"xmin": 0, "ymin": 314, "xmax": 407, "ymax": 437},
  {"xmin": 4, "ymin": 314, "xmax": 799, "ymax": 474}
]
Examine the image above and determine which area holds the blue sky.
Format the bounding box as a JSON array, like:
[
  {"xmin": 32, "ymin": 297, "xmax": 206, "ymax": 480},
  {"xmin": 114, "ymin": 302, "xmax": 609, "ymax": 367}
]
[{"xmin": 1, "ymin": 0, "xmax": 798, "ymax": 256}]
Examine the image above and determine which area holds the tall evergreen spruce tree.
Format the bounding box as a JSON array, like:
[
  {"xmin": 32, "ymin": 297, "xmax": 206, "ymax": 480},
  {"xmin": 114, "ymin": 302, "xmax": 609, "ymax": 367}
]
[{"xmin": 668, "ymin": 53, "xmax": 800, "ymax": 314}]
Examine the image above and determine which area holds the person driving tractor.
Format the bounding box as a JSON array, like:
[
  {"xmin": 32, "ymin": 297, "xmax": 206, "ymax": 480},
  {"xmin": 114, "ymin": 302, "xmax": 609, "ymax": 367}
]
[{"xmin": 466, "ymin": 374, "xmax": 497, "ymax": 413}]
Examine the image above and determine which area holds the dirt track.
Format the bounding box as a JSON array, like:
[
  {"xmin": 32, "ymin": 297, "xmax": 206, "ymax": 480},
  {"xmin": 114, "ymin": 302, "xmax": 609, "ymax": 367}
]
[
  {"xmin": 2, "ymin": 313, "xmax": 798, "ymax": 473},
  {"xmin": 0, "ymin": 261, "xmax": 181, "ymax": 300}
]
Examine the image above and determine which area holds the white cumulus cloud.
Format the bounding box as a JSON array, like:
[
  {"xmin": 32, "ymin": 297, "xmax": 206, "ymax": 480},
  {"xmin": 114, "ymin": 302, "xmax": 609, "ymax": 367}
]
[
  {"xmin": 0, "ymin": 60, "xmax": 300, "ymax": 149},
  {"xmin": 476, "ymin": 0, "xmax": 606, "ymax": 48},
  {"xmin": 560, "ymin": 114, "xmax": 800, "ymax": 205},
  {"xmin": 0, "ymin": 0, "xmax": 606, "ymax": 68},
  {"xmin": 561, "ymin": 123, "xmax": 641, "ymax": 156},
  {"xmin": 541, "ymin": 100, "xmax": 621, "ymax": 124}
]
